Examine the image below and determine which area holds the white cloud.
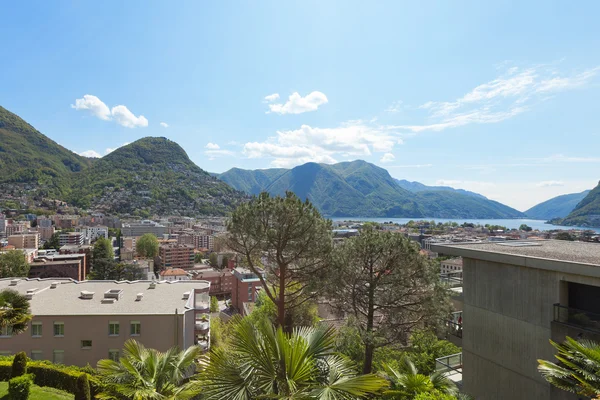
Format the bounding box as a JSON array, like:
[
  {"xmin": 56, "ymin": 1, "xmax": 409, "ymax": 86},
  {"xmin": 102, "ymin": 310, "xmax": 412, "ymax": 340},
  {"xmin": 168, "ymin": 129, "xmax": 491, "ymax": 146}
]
[
  {"xmin": 160, "ymin": 122, "xmax": 169, "ymax": 128},
  {"xmin": 394, "ymin": 64, "xmax": 599, "ymax": 134},
  {"xmin": 243, "ymin": 121, "xmax": 401, "ymax": 167},
  {"xmin": 536, "ymin": 180, "xmax": 565, "ymax": 187},
  {"xmin": 267, "ymin": 91, "xmax": 328, "ymax": 114},
  {"xmin": 435, "ymin": 180, "xmax": 496, "ymax": 189},
  {"xmin": 72, "ymin": 94, "xmax": 148, "ymax": 128},
  {"xmin": 264, "ymin": 93, "xmax": 280, "ymax": 102},
  {"xmin": 380, "ymin": 153, "xmax": 395, "ymax": 163},
  {"xmin": 110, "ymin": 105, "xmax": 148, "ymax": 128},
  {"xmin": 385, "ymin": 101, "xmax": 403, "ymax": 114},
  {"xmin": 205, "ymin": 143, "xmax": 220, "ymax": 150},
  {"xmin": 79, "ymin": 150, "xmax": 102, "ymax": 158},
  {"xmin": 71, "ymin": 95, "xmax": 111, "ymax": 120}
]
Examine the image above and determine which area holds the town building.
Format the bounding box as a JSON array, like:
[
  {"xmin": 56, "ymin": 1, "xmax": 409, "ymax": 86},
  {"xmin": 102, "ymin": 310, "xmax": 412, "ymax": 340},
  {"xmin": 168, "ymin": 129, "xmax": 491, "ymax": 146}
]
[
  {"xmin": 157, "ymin": 244, "xmax": 194, "ymax": 270},
  {"xmin": 59, "ymin": 232, "xmax": 84, "ymax": 246},
  {"xmin": 159, "ymin": 268, "xmax": 190, "ymax": 281},
  {"xmin": 37, "ymin": 218, "xmax": 53, "ymax": 228},
  {"xmin": 59, "ymin": 245, "xmax": 93, "ymax": 274},
  {"xmin": 53, "ymin": 215, "xmax": 79, "ymax": 229},
  {"xmin": 0, "ymin": 278, "xmax": 211, "ymax": 365},
  {"xmin": 231, "ymin": 267, "xmax": 265, "ymax": 315},
  {"xmin": 194, "ymin": 268, "xmax": 234, "ymax": 296},
  {"xmin": 76, "ymin": 226, "xmax": 108, "ymax": 242},
  {"xmin": 121, "ymin": 221, "xmax": 167, "ymax": 237},
  {"xmin": 440, "ymin": 257, "xmax": 463, "ymax": 275},
  {"xmin": 431, "ymin": 240, "xmax": 600, "ymax": 400},
  {"xmin": 8, "ymin": 234, "xmax": 39, "ymax": 250},
  {"xmin": 39, "ymin": 225, "xmax": 55, "ymax": 241},
  {"xmin": 29, "ymin": 259, "xmax": 85, "ymax": 281}
]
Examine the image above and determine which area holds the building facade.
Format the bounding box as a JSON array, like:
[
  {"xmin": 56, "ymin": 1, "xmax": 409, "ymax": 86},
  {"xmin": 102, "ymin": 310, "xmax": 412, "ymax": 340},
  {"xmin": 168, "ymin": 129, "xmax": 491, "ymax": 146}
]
[
  {"xmin": 432, "ymin": 240, "xmax": 600, "ymax": 400},
  {"xmin": 8, "ymin": 234, "xmax": 39, "ymax": 249},
  {"xmin": 121, "ymin": 221, "xmax": 167, "ymax": 237},
  {"xmin": 59, "ymin": 232, "xmax": 84, "ymax": 246},
  {"xmin": 0, "ymin": 278, "xmax": 211, "ymax": 365},
  {"xmin": 158, "ymin": 244, "xmax": 194, "ymax": 270}
]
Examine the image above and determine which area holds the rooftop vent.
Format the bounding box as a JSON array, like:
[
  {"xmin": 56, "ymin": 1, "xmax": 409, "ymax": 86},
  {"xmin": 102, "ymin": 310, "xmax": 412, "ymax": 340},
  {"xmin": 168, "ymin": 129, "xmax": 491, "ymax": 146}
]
[
  {"xmin": 26, "ymin": 288, "xmax": 38, "ymax": 294},
  {"xmin": 9, "ymin": 279, "xmax": 19, "ymax": 286},
  {"xmin": 25, "ymin": 293, "xmax": 34, "ymax": 300},
  {"xmin": 104, "ymin": 289, "xmax": 123, "ymax": 300},
  {"xmin": 136, "ymin": 293, "xmax": 144, "ymax": 301},
  {"xmin": 80, "ymin": 291, "xmax": 95, "ymax": 299},
  {"xmin": 101, "ymin": 298, "xmax": 116, "ymax": 304},
  {"xmin": 50, "ymin": 282, "xmax": 60, "ymax": 289},
  {"xmin": 149, "ymin": 282, "xmax": 156, "ymax": 289},
  {"xmin": 182, "ymin": 291, "xmax": 191, "ymax": 300}
]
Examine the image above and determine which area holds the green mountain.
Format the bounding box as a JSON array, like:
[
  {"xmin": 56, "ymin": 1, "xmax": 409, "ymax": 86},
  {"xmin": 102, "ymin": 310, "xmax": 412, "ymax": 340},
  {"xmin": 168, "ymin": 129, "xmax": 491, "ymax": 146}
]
[
  {"xmin": 558, "ymin": 182, "xmax": 600, "ymax": 227},
  {"xmin": 525, "ymin": 190, "xmax": 591, "ymax": 220},
  {"xmin": 218, "ymin": 167, "xmax": 287, "ymax": 195},
  {"xmin": 395, "ymin": 179, "xmax": 486, "ymax": 199},
  {"xmin": 0, "ymin": 106, "xmax": 90, "ymax": 197},
  {"xmin": 69, "ymin": 137, "xmax": 246, "ymax": 216},
  {"xmin": 218, "ymin": 161, "xmax": 525, "ymax": 218}
]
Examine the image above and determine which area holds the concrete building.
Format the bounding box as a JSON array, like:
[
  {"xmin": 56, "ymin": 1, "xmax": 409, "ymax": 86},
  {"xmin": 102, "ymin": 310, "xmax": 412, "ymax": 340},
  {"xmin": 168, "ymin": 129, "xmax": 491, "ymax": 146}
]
[
  {"xmin": 37, "ymin": 218, "xmax": 53, "ymax": 228},
  {"xmin": 8, "ymin": 234, "xmax": 39, "ymax": 250},
  {"xmin": 39, "ymin": 226, "xmax": 55, "ymax": 241},
  {"xmin": 432, "ymin": 240, "xmax": 600, "ymax": 400},
  {"xmin": 59, "ymin": 245, "xmax": 93, "ymax": 275},
  {"xmin": 194, "ymin": 269, "xmax": 234, "ymax": 296},
  {"xmin": 53, "ymin": 215, "xmax": 79, "ymax": 229},
  {"xmin": 121, "ymin": 221, "xmax": 167, "ymax": 237},
  {"xmin": 158, "ymin": 244, "xmax": 194, "ymax": 270},
  {"xmin": 76, "ymin": 226, "xmax": 108, "ymax": 242},
  {"xmin": 0, "ymin": 278, "xmax": 211, "ymax": 364},
  {"xmin": 440, "ymin": 257, "xmax": 463, "ymax": 275},
  {"xmin": 59, "ymin": 232, "xmax": 84, "ymax": 246}
]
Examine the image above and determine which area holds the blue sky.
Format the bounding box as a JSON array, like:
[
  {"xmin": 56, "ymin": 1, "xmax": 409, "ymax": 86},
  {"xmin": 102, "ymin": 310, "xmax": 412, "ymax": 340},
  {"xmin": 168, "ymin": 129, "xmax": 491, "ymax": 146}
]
[{"xmin": 2, "ymin": 1, "xmax": 600, "ymax": 211}]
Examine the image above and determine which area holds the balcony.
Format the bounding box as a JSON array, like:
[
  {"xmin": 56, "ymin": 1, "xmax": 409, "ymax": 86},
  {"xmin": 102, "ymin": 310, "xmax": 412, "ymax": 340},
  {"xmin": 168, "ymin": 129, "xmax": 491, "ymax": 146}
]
[
  {"xmin": 435, "ymin": 352, "xmax": 462, "ymax": 386},
  {"xmin": 440, "ymin": 272, "xmax": 463, "ymax": 294},
  {"xmin": 445, "ymin": 311, "xmax": 463, "ymax": 339},
  {"xmin": 195, "ymin": 318, "xmax": 209, "ymax": 333},
  {"xmin": 553, "ymin": 303, "xmax": 600, "ymax": 334}
]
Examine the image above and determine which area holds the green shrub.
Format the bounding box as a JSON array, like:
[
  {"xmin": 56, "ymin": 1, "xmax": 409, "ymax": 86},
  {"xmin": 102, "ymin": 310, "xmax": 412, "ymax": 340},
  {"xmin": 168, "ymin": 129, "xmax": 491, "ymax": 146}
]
[
  {"xmin": 11, "ymin": 352, "xmax": 27, "ymax": 378},
  {"xmin": 0, "ymin": 360, "xmax": 11, "ymax": 381},
  {"xmin": 8, "ymin": 373, "xmax": 33, "ymax": 400},
  {"xmin": 75, "ymin": 374, "xmax": 91, "ymax": 400}
]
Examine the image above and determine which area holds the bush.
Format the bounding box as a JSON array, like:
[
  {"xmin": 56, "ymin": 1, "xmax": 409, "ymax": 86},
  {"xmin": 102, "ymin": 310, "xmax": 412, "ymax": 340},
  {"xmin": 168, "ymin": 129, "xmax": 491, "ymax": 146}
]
[
  {"xmin": 8, "ymin": 373, "xmax": 33, "ymax": 400},
  {"xmin": 75, "ymin": 374, "xmax": 91, "ymax": 400},
  {"xmin": 0, "ymin": 360, "xmax": 11, "ymax": 381},
  {"xmin": 11, "ymin": 352, "xmax": 27, "ymax": 378}
]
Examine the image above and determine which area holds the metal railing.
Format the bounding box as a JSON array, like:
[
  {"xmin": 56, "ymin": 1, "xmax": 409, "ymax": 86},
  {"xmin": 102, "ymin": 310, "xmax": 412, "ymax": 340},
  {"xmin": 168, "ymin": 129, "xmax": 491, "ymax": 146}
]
[
  {"xmin": 435, "ymin": 352, "xmax": 463, "ymax": 373},
  {"xmin": 554, "ymin": 303, "xmax": 600, "ymax": 333},
  {"xmin": 445, "ymin": 320, "xmax": 463, "ymax": 338},
  {"xmin": 440, "ymin": 272, "xmax": 463, "ymax": 288}
]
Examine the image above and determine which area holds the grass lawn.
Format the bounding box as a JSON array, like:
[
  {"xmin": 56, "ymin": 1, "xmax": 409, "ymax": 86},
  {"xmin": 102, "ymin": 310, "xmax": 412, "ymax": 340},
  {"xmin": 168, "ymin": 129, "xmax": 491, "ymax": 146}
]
[{"xmin": 0, "ymin": 381, "xmax": 73, "ymax": 399}]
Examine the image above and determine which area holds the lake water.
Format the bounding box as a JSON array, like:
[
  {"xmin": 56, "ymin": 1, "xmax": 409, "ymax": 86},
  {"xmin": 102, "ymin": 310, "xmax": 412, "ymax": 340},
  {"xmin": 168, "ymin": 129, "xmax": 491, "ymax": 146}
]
[{"xmin": 330, "ymin": 217, "xmax": 600, "ymax": 233}]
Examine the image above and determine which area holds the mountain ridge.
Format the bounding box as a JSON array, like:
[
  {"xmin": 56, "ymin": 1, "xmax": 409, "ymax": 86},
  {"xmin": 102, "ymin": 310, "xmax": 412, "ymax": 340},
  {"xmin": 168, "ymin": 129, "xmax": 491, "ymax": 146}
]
[
  {"xmin": 558, "ymin": 182, "xmax": 600, "ymax": 227},
  {"xmin": 218, "ymin": 162, "xmax": 525, "ymax": 218},
  {"xmin": 525, "ymin": 190, "xmax": 591, "ymax": 220}
]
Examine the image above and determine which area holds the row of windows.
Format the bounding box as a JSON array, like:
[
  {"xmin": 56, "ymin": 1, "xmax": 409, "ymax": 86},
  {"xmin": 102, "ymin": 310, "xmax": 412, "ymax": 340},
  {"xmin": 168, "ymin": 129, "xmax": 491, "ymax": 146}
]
[
  {"xmin": 1, "ymin": 349, "xmax": 120, "ymax": 363},
  {"xmin": 1, "ymin": 322, "xmax": 141, "ymax": 338}
]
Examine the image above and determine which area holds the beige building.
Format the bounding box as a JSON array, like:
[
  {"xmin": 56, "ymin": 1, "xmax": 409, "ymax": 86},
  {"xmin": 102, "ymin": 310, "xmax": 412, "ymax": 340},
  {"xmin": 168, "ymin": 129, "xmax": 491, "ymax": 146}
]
[
  {"xmin": 39, "ymin": 226, "xmax": 56, "ymax": 241},
  {"xmin": 432, "ymin": 240, "xmax": 600, "ymax": 400},
  {"xmin": 8, "ymin": 234, "xmax": 39, "ymax": 249},
  {"xmin": 0, "ymin": 278, "xmax": 211, "ymax": 366}
]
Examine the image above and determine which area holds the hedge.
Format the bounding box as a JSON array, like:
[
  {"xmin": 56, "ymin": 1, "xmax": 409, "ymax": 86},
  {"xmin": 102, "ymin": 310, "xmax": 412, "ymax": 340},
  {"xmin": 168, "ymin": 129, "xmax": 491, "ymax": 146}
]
[
  {"xmin": 8, "ymin": 373, "xmax": 34, "ymax": 400},
  {"xmin": 0, "ymin": 359, "xmax": 102, "ymax": 397}
]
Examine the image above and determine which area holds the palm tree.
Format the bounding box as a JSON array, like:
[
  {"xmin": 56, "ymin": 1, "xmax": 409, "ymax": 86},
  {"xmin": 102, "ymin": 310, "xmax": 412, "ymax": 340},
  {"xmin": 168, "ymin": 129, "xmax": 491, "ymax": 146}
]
[
  {"xmin": 0, "ymin": 289, "xmax": 32, "ymax": 335},
  {"xmin": 381, "ymin": 357, "xmax": 458, "ymax": 399},
  {"xmin": 197, "ymin": 317, "xmax": 388, "ymax": 399},
  {"xmin": 538, "ymin": 336, "xmax": 600, "ymax": 398},
  {"xmin": 96, "ymin": 339, "xmax": 202, "ymax": 400}
]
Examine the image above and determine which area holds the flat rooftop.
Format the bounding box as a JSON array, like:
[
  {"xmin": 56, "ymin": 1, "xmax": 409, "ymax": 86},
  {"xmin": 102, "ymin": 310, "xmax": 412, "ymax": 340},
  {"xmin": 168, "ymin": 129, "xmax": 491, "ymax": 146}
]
[
  {"xmin": 0, "ymin": 278, "xmax": 210, "ymax": 316},
  {"xmin": 432, "ymin": 240, "xmax": 600, "ymax": 268}
]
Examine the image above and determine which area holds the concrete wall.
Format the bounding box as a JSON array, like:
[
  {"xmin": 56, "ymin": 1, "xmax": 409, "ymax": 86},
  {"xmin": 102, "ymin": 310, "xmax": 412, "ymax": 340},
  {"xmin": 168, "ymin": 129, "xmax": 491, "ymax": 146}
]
[{"xmin": 463, "ymin": 257, "xmax": 600, "ymax": 400}]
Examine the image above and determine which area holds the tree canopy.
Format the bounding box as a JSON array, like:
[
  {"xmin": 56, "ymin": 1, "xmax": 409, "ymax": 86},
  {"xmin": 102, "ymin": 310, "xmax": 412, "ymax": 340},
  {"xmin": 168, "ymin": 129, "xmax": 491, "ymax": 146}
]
[
  {"xmin": 226, "ymin": 191, "xmax": 332, "ymax": 330},
  {"xmin": 0, "ymin": 289, "xmax": 32, "ymax": 335},
  {"xmin": 326, "ymin": 225, "xmax": 449, "ymax": 373},
  {"xmin": 92, "ymin": 237, "xmax": 114, "ymax": 261},
  {"xmin": 136, "ymin": 233, "xmax": 159, "ymax": 259},
  {"xmin": 0, "ymin": 250, "xmax": 30, "ymax": 278}
]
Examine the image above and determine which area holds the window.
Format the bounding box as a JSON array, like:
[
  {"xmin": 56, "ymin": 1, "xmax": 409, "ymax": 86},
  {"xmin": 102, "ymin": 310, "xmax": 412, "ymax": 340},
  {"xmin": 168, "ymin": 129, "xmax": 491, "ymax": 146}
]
[
  {"xmin": 108, "ymin": 349, "xmax": 120, "ymax": 362},
  {"xmin": 53, "ymin": 322, "xmax": 64, "ymax": 337},
  {"xmin": 81, "ymin": 340, "xmax": 92, "ymax": 349},
  {"xmin": 130, "ymin": 321, "xmax": 141, "ymax": 336},
  {"xmin": 31, "ymin": 322, "xmax": 42, "ymax": 337},
  {"xmin": 30, "ymin": 351, "xmax": 43, "ymax": 361},
  {"xmin": 0, "ymin": 326, "xmax": 12, "ymax": 337},
  {"xmin": 53, "ymin": 350, "xmax": 64, "ymax": 364},
  {"xmin": 109, "ymin": 321, "xmax": 120, "ymax": 336}
]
